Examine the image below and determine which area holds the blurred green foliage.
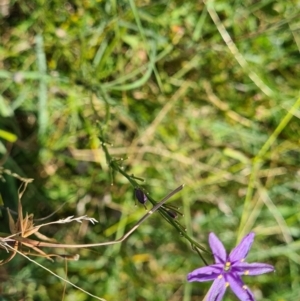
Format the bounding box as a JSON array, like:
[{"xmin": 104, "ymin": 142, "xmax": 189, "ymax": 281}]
[{"xmin": 1, "ymin": 0, "xmax": 300, "ymax": 300}]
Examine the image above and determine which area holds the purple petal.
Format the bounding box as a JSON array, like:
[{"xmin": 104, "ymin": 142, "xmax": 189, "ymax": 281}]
[
  {"xmin": 229, "ymin": 233, "xmax": 255, "ymax": 262},
  {"xmin": 227, "ymin": 274, "xmax": 256, "ymax": 301},
  {"xmin": 187, "ymin": 264, "xmax": 223, "ymax": 282},
  {"xmin": 209, "ymin": 233, "xmax": 227, "ymax": 263},
  {"xmin": 205, "ymin": 277, "xmax": 227, "ymax": 301},
  {"xmin": 233, "ymin": 262, "xmax": 275, "ymax": 276}
]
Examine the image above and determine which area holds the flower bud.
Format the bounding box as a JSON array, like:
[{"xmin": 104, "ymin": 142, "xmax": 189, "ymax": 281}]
[
  {"xmin": 134, "ymin": 188, "xmax": 147, "ymax": 205},
  {"xmin": 166, "ymin": 209, "xmax": 178, "ymax": 219}
]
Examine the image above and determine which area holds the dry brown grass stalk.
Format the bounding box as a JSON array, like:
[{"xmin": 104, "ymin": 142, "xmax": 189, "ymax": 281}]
[{"xmin": 0, "ymin": 176, "xmax": 184, "ymax": 264}]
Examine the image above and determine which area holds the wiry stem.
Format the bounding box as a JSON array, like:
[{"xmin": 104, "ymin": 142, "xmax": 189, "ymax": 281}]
[
  {"xmin": 2, "ymin": 185, "xmax": 184, "ymax": 250},
  {"xmin": 99, "ymin": 131, "xmax": 208, "ymax": 256}
]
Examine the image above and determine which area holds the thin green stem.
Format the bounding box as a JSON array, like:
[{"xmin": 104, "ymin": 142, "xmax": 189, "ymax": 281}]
[
  {"xmin": 238, "ymin": 96, "xmax": 300, "ymax": 241},
  {"xmin": 99, "ymin": 131, "xmax": 208, "ymax": 257}
]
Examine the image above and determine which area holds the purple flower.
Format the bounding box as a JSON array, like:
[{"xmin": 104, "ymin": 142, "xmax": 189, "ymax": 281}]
[{"xmin": 187, "ymin": 232, "xmax": 274, "ymax": 301}]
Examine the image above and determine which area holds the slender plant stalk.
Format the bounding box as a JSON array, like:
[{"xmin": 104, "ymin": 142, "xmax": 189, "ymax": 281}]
[
  {"xmin": 3, "ymin": 244, "xmax": 107, "ymax": 301},
  {"xmin": 238, "ymin": 96, "xmax": 300, "ymax": 240},
  {"xmin": 2, "ymin": 185, "xmax": 184, "ymax": 250},
  {"xmin": 98, "ymin": 132, "xmax": 208, "ymax": 263}
]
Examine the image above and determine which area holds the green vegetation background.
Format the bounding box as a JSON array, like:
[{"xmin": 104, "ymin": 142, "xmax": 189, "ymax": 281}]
[{"xmin": 1, "ymin": 0, "xmax": 300, "ymax": 300}]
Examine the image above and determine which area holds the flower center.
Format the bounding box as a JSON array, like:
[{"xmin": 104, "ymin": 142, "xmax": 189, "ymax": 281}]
[{"xmin": 223, "ymin": 261, "xmax": 231, "ymax": 272}]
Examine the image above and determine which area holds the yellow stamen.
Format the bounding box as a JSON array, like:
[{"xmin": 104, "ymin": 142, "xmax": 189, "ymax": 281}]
[
  {"xmin": 244, "ymin": 270, "xmax": 249, "ymax": 275},
  {"xmin": 224, "ymin": 262, "xmax": 231, "ymax": 271},
  {"xmin": 224, "ymin": 261, "xmax": 231, "ymax": 271},
  {"xmin": 243, "ymin": 285, "xmax": 248, "ymax": 290},
  {"xmin": 225, "ymin": 282, "xmax": 230, "ymax": 288},
  {"xmin": 218, "ymin": 274, "xmax": 223, "ymax": 279}
]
